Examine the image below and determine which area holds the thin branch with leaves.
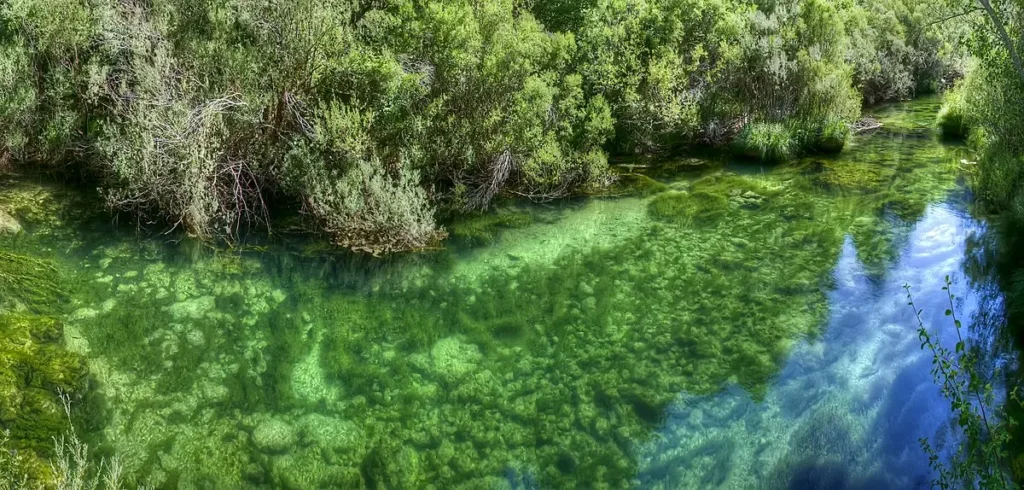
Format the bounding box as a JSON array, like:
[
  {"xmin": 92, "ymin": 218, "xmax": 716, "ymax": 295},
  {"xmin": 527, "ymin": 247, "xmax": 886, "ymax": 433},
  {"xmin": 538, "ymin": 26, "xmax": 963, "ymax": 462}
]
[{"xmin": 905, "ymin": 277, "xmax": 1019, "ymax": 489}]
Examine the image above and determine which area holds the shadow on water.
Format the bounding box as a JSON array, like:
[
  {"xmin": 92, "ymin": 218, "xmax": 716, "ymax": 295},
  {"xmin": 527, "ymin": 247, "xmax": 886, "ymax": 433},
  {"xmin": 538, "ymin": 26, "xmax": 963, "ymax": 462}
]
[{"xmin": 0, "ymin": 96, "xmax": 1018, "ymax": 488}]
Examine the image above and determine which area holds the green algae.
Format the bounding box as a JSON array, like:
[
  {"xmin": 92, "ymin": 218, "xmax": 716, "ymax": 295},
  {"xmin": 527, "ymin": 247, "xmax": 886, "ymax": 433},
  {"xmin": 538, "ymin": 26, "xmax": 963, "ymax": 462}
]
[
  {"xmin": 868, "ymin": 95, "xmax": 944, "ymax": 136},
  {"xmin": 648, "ymin": 191, "xmax": 729, "ymax": 225},
  {"xmin": 0, "ymin": 314, "xmax": 88, "ymax": 484},
  {"xmin": 647, "ymin": 173, "xmax": 779, "ymax": 225},
  {"xmin": 0, "ymin": 251, "xmax": 66, "ymax": 314}
]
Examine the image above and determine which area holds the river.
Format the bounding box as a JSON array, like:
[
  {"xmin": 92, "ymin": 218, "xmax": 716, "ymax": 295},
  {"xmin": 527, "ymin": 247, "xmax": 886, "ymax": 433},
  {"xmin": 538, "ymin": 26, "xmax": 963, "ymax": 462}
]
[{"xmin": 0, "ymin": 97, "xmax": 1011, "ymax": 489}]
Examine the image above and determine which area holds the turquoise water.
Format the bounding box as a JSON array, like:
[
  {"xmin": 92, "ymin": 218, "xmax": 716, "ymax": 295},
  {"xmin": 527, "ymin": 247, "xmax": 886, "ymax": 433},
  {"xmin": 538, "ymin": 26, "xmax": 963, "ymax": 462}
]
[{"xmin": 0, "ymin": 98, "xmax": 1013, "ymax": 488}]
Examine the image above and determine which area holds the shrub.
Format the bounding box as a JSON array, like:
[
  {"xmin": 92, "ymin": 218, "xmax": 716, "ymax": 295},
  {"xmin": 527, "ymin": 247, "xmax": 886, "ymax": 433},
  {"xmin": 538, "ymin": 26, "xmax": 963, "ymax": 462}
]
[
  {"xmin": 282, "ymin": 103, "xmax": 444, "ymax": 253},
  {"xmin": 976, "ymin": 143, "xmax": 1024, "ymax": 210},
  {"xmin": 1, "ymin": 395, "xmax": 126, "ymax": 490},
  {"xmin": 379, "ymin": 0, "xmax": 615, "ymax": 209},
  {"xmin": 93, "ymin": 0, "xmax": 258, "ymax": 239},
  {"xmin": 907, "ymin": 281, "xmax": 1019, "ymax": 490},
  {"xmin": 0, "ymin": 42, "xmax": 34, "ymax": 166},
  {"xmin": 0, "ymin": 0, "xmax": 975, "ymax": 251},
  {"xmin": 726, "ymin": 0, "xmax": 861, "ymax": 125},
  {"xmin": 575, "ymin": 0, "xmax": 742, "ymax": 153},
  {"xmin": 845, "ymin": 0, "xmax": 966, "ymax": 104},
  {"xmin": 0, "ymin": 0, "xmax": 95, "ymax": 166}
]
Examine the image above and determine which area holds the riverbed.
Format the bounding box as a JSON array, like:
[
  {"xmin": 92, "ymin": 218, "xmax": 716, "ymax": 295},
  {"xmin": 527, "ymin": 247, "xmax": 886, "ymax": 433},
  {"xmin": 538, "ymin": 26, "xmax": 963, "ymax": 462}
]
[{"xmin": 0, "ymin": 97, "xmax": 1009, "ymax": 489}]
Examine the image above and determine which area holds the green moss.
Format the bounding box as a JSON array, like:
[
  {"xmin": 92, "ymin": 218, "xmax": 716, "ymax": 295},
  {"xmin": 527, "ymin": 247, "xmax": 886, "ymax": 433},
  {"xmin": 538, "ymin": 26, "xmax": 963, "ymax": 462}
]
[
  {"xmin": 869, "ymin": 95, "xmax": 945, "ymax": 132},
  {"xmin": 733, "ymin": 122, "xmax": 794, "ymax": 163},
  {"xmin": 810, "ymin": 160, "xmax": 890, "ymax": 192},
  {"xmin": 646, "ymin": 174, "xmax": 777, "ymax": 224}
]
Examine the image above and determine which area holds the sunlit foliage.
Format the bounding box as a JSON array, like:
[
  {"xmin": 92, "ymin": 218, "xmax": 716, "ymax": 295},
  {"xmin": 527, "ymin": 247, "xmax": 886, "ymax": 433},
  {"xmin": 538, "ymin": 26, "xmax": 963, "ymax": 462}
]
[{"xmin": 0, "ymin": 0, "xmax": 963, "ymax": 250}]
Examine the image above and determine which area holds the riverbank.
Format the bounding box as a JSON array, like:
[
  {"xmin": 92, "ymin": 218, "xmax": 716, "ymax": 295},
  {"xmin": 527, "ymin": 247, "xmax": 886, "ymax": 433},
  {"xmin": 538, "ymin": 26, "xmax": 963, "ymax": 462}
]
[{"xmin": 0, "ymin": 0, "xmax": 965, "ymax": 252}]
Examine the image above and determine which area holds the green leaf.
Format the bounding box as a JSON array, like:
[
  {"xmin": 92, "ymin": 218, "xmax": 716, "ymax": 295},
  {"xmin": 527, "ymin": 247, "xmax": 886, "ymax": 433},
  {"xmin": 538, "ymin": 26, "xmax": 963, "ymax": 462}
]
[{"xmin": 945, "ymin": 309, "xmax": 952, "ymax": 316}]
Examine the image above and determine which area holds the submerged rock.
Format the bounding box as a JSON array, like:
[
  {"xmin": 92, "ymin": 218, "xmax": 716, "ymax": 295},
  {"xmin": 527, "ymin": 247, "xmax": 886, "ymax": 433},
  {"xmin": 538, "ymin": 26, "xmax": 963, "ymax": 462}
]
[
  {"xmin": 272, "ymin": 446, "xmax": 361, "ymax": 489},
  {"xmin": 252, "ymin": 418, "xmax": 297, "ymax": 453},
  {"xmin": 0, "ymin": 208, "xmax": 21, "ymax": 234},
  {"xmin": 298, "ymin": 414, "xmax": 362, "ymax": 452},
  {"xmin": 165, "ymin": 295, "xmax": 216, "ymax": 320},
  {"xmin": 431, "ymin": 336, "xmax": 482, "ymax": 382}
]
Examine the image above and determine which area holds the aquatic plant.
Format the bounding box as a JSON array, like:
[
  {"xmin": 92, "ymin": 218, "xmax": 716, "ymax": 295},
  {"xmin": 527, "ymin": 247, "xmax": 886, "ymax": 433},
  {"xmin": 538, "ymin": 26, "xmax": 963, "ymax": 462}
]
[
  {"xmin": 647, "ymin": 191, "xmax": 729, "ymax": 225},
  {"xmin": 0, "ymin": 251, "xmax": 65, "ymax": 313},
  {"xmin": 763, "ymin": 403, "xmax": 868, "ymax": 490},
  {"xmin": 603, "ymin": 173, "xmax": 670, "ymax": 197},
  {"xmin": 0, "ymin": 97, "xmax": 971, "ymax": 489},
  {"xmin": 814, "ymin": 119, "xmax": 851, "ymax": 153}
]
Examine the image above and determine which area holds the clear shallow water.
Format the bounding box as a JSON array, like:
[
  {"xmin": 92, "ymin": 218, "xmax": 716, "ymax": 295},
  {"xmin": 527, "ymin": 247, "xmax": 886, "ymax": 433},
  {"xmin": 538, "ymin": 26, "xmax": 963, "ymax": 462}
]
[{"xmin": 0, "ymin": 98, "xmax": 1013, "ymax": 489}]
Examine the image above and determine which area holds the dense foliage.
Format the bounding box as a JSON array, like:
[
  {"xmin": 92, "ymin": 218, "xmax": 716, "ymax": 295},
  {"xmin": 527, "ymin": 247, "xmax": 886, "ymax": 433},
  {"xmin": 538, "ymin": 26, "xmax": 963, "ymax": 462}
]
[{"xmin": 0, "ymin": 0, "xmax": 962, "ymax": 250}]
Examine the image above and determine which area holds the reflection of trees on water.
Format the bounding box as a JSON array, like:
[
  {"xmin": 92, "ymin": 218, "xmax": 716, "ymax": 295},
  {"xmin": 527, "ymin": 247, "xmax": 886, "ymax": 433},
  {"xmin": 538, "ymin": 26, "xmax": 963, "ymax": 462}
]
[{"xmin": 962, "ymin": 221, "xmax": 1024, "ymax": 481}]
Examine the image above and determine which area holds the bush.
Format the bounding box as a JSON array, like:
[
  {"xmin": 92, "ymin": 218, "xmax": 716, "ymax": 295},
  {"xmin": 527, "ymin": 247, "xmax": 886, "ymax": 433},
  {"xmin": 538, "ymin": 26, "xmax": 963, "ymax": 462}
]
[
  {"xmin": 845, "ymin": 0, "xmax": 966, "ymax": 104},
  {"xmin": 0, "ymin": 0, "xmax": 971, "ymax": 251},
  {"xmin": 575, "ymin": 0, "xmax": 743, "ymax": 153},
  {"xmin": 0, "ymin": 0, "xmax": 93, "ymax": 166},
  {"xmin": 379, "ymin": 0, "xmax": 615, "ymax": 209},
  {"xmin": 1, "ymin": 395, "xmax": 126, "ymax": 490},
  {"xmin": 282, "ymin": 103, "xmax": 445, "ymax": 253},
  {"xmin": 0, "ymin": 42, "xmax": 34, "ymax": 166},
  {"xmin": 93, "ymin": 1, "xmax": 253, "ymax": 239}
]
